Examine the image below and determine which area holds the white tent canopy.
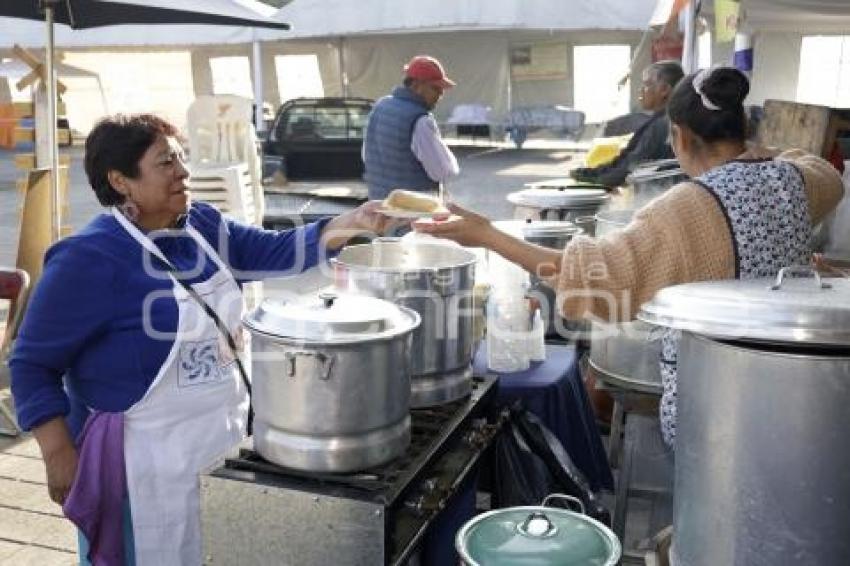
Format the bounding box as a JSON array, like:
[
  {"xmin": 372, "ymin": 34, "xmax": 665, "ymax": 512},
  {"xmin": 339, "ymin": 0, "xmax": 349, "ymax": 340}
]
[
  {"xmin": 0, "ymin": 18, "xmax": 282, "ymax": 48},
  {"xmin": 265, "ymin": 0, "xmax": 659, "ymax": 39},
  {"xmin": 743, "ymin": 0, "xmax": 850, "ymax": 31}
]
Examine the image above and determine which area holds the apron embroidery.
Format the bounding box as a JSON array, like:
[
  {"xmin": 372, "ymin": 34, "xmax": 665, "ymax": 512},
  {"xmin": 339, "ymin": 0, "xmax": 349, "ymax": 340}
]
[
  {"xmin": 112, "ymin": 208, "xmax": 249, "ymax": 565},
  {"xmin": 178, "ymin": 339, "xmax": 224, "ymax": 387}
]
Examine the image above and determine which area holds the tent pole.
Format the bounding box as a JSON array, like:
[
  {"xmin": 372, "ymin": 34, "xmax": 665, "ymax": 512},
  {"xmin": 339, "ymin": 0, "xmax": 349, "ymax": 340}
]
[
  {"xmin": 682, "ymin": 0, "xmax": 698, "ymax": 73},
  {"xmin": 338, "ymin": 37, "xmax": 348, "ymax": 97},
  {"xmin": 45, "ymin": 5, "xmax": 60, "ymax": 242},
  {"xmin": 252, "ymin": 36, "xmax": 264, "ymax": 133}
]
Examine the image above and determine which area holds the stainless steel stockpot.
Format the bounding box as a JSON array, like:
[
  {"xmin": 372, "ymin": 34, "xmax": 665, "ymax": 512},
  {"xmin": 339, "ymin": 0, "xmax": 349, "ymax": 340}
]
[
  {"xmin": 577, "ymin": 209, "xmax": 664, "ymax": 391},
  {"xmin": 333, "ymin": 239, "xmax": 477, "ymax": 407},
  {"xmin": 626, "ymin": 159, "xmax": 686, "ymax": 203},
  {"xmin": 640, "ymin": 269, "xmax": 850, "ymax": 566},
  {"xmin": 244, "ymin": 291, "xmax": 420, "ymax": 473},
  {"xmin": 509, "ymin": 189, "xmax": 610, "ymax": 235},
  {"xmin": 574, "ymin": 208, "xmax": 635, "ymax": 240}
]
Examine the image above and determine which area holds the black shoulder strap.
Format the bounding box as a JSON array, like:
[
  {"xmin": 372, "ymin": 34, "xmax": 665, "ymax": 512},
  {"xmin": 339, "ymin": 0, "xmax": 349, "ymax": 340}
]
[{"xmin": 152, "ymin": 254, "xmax": 254, "ymax": 434}]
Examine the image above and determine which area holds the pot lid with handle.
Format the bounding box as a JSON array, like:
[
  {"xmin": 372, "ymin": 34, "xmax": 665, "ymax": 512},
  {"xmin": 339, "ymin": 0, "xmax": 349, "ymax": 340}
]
[
  {"xmin": 521, "ymin": 219, "xmax": 584, "ymax": 239},
  {"xmin": 524, "ymin": 177, "xmax": 608, "ymax": 191},
  {"xmin": 493, "ymin": 219, "xmax": 583, "ymax": 239},
  {"xmin": 508, "ymin": 187, "xmax": 610, "ymax": 208},
  {"xmin": 638, "ymin": 266, "xmax": 850, "ymax": 347},
  {"xmin": 243, "ymin": 290, "xmax": 420, "ymax": 344},
  {"xmin": 456, "ymin": 495, "xmax": 620, "ymax": 566}
]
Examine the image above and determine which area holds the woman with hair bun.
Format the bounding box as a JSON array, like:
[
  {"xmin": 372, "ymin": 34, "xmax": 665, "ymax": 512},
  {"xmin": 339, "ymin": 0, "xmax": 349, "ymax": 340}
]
[{"xmin": 415, "ymin": 67, "xmax": 845, "ymax": 447}]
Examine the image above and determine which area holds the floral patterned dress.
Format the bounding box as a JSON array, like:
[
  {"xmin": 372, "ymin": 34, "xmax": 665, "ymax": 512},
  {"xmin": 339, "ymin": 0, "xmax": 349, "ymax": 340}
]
[{"xmin": 659, "ymin": 158, "xmax": 813, "ymax": 446}]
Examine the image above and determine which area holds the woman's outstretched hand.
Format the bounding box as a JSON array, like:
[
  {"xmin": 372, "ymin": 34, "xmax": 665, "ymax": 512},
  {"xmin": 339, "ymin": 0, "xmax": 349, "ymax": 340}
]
[
  {"xmin": 321, "ymin": 200, "xmax": 405, "ymax": 249},
  {"xmin": 411, "ymin": 202, "xmax": 492, "ymax": 247}
]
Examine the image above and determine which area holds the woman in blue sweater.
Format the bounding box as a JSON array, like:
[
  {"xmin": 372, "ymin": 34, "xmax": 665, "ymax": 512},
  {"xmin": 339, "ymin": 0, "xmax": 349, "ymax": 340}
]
[{"xmin": 10, "ymin": 113, "xmax": 391, "ymax": 565}]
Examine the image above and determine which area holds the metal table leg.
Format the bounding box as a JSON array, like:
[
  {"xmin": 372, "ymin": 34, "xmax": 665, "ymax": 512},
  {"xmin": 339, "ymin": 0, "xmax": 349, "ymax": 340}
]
[
  {"xmin": 613, "ymin": 410, "xmax": 636, "ymax": 542},
  {"xmin": 608, "ymin": 396, "xmax": 624, "ymax": 468}
]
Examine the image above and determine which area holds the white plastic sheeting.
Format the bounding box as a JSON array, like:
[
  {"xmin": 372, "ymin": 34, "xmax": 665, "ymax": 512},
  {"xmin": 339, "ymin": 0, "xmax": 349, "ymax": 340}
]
[
  {"xmin": 265, "ymin": 0, "xmax": 659, "ymax": 39},
  {"xmin": 319, "ymin": 29, "xmax": 649, "ymax": 123},
  {"xmin": 653, "ymin": 0, "xmax": 850, "ymax": 32},
  {"xmin": 743, "ymin": 0, "xmax": 850, "ymax": 31},
  {"xmin": 0, "ymin": 18, "xmax": 282, "ymax": 47}
]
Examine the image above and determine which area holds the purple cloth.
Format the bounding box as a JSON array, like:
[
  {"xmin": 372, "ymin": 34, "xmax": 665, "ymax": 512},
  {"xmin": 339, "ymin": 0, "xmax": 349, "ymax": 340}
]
[{"xmin": 63, "ymin": 412, "xmax": 126, "ymax": 566}]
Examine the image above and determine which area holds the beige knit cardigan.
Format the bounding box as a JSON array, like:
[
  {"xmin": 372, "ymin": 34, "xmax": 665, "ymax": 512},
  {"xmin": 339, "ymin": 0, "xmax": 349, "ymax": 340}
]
[{"xmin": 556, "ymin": 148, "xmax": 846, "ymax": 322}]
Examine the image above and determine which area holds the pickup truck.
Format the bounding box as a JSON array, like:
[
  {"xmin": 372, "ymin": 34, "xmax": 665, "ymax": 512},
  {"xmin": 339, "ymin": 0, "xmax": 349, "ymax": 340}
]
[{"xmin": 262, "ymin": 97, "xmax": 372, "ymax": 229}]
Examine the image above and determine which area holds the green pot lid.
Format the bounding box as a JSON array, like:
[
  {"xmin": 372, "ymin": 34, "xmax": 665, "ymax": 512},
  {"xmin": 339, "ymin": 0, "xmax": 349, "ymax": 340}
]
[
  {"xmin": 456, "ymin": 507, "xmax": 620, "ymax": 566},
  {"xmin": 243, "ymin": 291, "xmax": 420, "ymax": 344}
]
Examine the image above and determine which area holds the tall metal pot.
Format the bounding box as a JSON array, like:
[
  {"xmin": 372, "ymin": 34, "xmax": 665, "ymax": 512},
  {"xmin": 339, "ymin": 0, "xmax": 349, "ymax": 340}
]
[
  {"xmin": 244, "ymin": 291, "xmax": 420, "ymax": 472},
  {"xmin": 626, "ymin": 159, "xmax": 686, "ymax": 204},
  {"xmin": 640, "ymin": 271, "xmax": 850, "ymax": 566},
  {"xmin": 333, "ymin": 239, "xmax": 477, "ymax": 407},
  {"xmin": 508, "ymin": 187, "xmax": 610, "ymax": 235},
  {"xmin": 581, "ymin": 209, "xmax": 663, "ymax": 391},
  {"xmin": 672, "ymin": 333, "xmax": 850, "ymax": 566}
]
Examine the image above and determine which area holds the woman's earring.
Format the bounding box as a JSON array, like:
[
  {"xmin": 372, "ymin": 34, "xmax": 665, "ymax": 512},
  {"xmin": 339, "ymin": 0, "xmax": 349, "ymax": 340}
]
[{"xmin": 120, "ymin": 198, "xmax": 140, "ymax": 222}]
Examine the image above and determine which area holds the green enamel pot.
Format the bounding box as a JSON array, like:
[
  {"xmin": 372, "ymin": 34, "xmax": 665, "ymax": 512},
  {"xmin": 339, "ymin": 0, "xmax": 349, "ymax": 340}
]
[{"xmin": 456, "ymin": 495, "xmax": 621, "ymax": 566}]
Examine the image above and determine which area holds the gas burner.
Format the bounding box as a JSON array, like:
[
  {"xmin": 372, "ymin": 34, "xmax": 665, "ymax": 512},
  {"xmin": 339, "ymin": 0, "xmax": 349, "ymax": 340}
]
[{"xmin": 201, "ymin": 375, "xmax": 501, "ymax": 566}]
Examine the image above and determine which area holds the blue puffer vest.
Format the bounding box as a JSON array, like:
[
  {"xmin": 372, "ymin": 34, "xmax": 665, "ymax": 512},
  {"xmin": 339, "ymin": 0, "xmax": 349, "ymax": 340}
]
[{"xmin": 364, "ymin": 86, "xmax": 438, "ymax": 200}]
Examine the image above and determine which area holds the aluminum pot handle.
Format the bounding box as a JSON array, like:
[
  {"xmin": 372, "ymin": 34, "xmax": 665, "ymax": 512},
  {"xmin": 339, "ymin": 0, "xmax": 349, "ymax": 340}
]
[
  {"xmin": 770, "ymin": 265, "xmax": 832, "ymax": 291},
  {"xmin": 574, "ymin": 215, "xmax": 596, "ymax": 225},
  {"xmin": 541, "ymin": 493, "xmax": 585, "ymax": 515},
  {"xmin": 284, "ymin": 351, "xmax": 335, "ymax": 380},
  {"xmin": 424, "ymin": 269, "xmax": 457, "ymax": 296}
]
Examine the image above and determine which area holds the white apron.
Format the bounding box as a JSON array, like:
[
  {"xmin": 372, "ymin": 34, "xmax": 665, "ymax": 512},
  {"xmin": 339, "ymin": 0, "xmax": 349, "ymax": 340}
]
[{"xmin": 113, "ymin": 209, "xmax": 249, "ymax": 565}]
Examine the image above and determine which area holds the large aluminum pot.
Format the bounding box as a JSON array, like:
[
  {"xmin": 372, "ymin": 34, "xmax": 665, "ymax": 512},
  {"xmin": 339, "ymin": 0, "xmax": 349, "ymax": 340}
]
[
  {"xmin": 669, "ymin": 333, "xmax": 850, "ymax": 566},
  {"xmin": 492, "ymin": 219, "xmax": 583, "ymax": 249},
  {"xmin": 575, "ymin": 208, "xmax": 635, "ymax": 240},
  {"xmin": 626, "ymin": 159, "xmax": 687, "ymax": 203},
  {"xmin": 508, "ymin": 188, "xmax": 610, "ymax": 235},
  {"xmin": 640, "ymin": 272, "xmax": 850, "ymax": 566},
  {"xmin": 244, "ymin": 291, "xmax": 420, "ymax": 472},
  {"xmin": 581, "ymin": 209, "xmax": 663, "ymax": 391},
  {"xmin": 456, "ymin": 495, "xmax": 621, "ymax": 565},
  {"xmin": 333, "ymin": 239, "xmax": 477, "ymax": 407}
]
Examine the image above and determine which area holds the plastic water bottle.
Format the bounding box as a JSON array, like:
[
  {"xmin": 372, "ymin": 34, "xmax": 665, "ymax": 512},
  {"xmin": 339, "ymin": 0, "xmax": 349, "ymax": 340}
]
[
  {"xmin": 529, "ymin": 308, "xmax": 546, "ymax": 362},
  {"xmin": 486, "ymin": 295, "xmax": 530, "ymax": 373}
]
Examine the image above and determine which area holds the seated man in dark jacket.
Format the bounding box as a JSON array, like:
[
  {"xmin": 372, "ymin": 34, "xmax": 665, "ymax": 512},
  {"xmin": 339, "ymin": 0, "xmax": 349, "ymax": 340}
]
[{"xmin": 571, "ymin": 61, "xmax": 684, "ymax": 188}]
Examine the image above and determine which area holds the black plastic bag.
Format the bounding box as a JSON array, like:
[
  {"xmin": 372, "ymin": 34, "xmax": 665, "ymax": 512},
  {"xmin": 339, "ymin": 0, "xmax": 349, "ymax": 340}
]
[{"xmin": 490, "ymin": 402, "xmax": 610, "ymax": 524}]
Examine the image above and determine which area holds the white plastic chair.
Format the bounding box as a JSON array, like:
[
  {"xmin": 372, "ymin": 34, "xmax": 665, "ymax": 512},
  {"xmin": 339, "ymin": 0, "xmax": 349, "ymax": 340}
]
[
  {"xmin": 186, "ymin": 95, "xmax": 264, "ymax": 226},
  {"xmin": 1, "ymin": 267, "xmax": 30, "ymax": 437},
  {"xmin": 186, "ymin": 96, "xmax": 265, "ymax": 310}
]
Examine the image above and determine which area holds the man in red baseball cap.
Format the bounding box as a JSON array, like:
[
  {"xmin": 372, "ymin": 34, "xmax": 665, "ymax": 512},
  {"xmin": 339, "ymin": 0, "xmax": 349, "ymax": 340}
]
[
  {"xmin": 404, "ymin": 55, "xmax": 456, "ymax": 106},
  {"xmin": 363, "ymin": 55, "xmax": 459, "ymax": 200}
]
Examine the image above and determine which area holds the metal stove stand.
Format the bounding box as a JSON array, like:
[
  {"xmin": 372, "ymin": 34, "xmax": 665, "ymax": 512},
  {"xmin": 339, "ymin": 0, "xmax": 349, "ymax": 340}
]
[{"xmin": 200, "ymin": 375, "xmax": 499, "ymax": 566}]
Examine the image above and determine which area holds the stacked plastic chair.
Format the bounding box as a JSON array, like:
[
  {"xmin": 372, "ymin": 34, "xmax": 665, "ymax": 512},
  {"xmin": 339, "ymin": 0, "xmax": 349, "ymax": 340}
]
[
  {"xmin": 185, "ymin": 95, "xmax": 264, "ymax": 226},
  {"xmin": 186, "ymin": 95, "xmax": 265, "ymax": 310}
]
